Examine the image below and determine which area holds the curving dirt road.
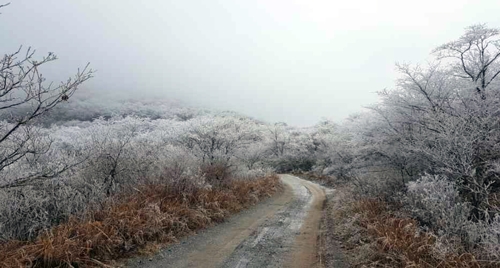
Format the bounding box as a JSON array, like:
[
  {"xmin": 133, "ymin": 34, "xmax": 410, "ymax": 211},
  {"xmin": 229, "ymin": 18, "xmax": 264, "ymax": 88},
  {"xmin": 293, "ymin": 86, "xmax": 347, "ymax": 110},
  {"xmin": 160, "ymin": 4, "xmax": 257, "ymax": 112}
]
[{"xmin": 125, "ymin": 175, "xmax": 326, "ymax": 268}]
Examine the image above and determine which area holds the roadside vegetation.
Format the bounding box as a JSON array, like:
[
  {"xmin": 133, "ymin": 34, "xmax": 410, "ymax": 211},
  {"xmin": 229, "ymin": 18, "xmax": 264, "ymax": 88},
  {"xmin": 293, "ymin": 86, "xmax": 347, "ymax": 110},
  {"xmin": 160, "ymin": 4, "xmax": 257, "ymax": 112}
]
[
  {"xmin": 0, "ymin": 174, "xmax": 280, "ymax": 267},
  {"xmin": 295, "ymin": 24, "xmax": 500, "ymax": 267}
]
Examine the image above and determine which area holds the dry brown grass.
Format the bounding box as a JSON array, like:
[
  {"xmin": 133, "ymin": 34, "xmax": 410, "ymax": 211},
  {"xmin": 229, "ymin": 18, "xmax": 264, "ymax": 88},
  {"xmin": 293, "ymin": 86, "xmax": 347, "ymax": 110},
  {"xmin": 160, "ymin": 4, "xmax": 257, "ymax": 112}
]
[
  {"xmin": 342, "ymin": 198, "xmax": 495, "ymax": 268},
  {"xmin": 0, "ymin": 175, "xmax": 281, "ymax": 267},
  {"xmin": 318, "ymin": 183, "xmax": 500, "ymax": 268}
]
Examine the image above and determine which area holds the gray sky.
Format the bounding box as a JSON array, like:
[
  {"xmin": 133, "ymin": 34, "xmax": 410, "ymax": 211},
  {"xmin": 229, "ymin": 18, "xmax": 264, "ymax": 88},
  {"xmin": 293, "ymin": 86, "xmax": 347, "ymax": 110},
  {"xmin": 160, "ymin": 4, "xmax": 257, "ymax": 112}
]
[{"xmin": 2, "ymin": 0, "xmax": 500, "ymax": 126}]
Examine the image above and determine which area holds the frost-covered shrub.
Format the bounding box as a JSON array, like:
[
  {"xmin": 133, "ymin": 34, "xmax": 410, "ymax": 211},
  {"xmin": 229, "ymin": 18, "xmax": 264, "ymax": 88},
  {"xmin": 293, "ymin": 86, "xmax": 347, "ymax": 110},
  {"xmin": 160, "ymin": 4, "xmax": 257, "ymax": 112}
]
[
  {"xmin": 465, "ymin": 215, "xmax": 500, "ymax": 260},
  {"xmin": 0, "ymin": 177, "xmax": 106, "ymax": 241},
  {"xmin": 349, "ymin": 171, "xmax": 405, "ymax": 202},
  {"xmin": 431, "ymin": 212, "xmax": 500, "ymax": 260},
  {"xmin": 155, "ymin": 146, "xmax": 207, "ymax": 193},
  {"xmin": 401, "ymin": 174, "xmax": 500, "ymax": 258},
  {"xmin": 404, "ymin": 174, "xmax": 471, "ymax": 236},
  {"xmin": 158, "ymin": 147, "xmax": 197, "ymax": 181}
]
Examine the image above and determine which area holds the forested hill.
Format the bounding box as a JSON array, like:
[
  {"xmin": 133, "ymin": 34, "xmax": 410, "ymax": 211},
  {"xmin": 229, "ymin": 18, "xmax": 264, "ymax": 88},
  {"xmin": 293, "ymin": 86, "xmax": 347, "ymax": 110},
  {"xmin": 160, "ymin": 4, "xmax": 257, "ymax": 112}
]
[{"xmin": 0, "ymin": 92, "xmax": 204, "ymax": 126}]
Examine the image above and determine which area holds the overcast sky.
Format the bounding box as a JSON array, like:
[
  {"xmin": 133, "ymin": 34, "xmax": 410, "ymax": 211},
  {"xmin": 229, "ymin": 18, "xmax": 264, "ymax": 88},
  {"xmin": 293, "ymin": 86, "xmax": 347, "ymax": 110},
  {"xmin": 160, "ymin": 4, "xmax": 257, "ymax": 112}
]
[{"xmin": 1, "ymin": 0, "xmax": 500, "ymax": 126}]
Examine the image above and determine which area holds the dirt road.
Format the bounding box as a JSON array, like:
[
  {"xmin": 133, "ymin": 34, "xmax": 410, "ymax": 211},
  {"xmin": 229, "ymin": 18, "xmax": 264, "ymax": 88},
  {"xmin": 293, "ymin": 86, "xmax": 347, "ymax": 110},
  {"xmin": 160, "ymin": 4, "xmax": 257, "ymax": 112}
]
[{"xmin": 125, "ymin": 175, "xmax": 326, "ymax": 268}]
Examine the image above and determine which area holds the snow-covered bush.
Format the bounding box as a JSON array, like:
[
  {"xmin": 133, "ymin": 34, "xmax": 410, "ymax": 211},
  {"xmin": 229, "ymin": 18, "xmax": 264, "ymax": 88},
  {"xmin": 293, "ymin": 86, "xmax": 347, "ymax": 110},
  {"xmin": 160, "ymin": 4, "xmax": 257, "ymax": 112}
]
[
  {"xmin": 0, "ymin": 177, "xmax": 107, "ymax": 241},
  {"xmin": 349, "ymin": 171, "xmax": 405, "ymax": 202},
  {"xmin": 401, "ymin": 174, "xmax": 500, "ymax": 258},
  {"xmin": 405, "ymin": 175, "xmax": 471, "ymax": 236},
  {"xmin": 464, "ymin": 215, "xmax": 500, "ymax": 260}
]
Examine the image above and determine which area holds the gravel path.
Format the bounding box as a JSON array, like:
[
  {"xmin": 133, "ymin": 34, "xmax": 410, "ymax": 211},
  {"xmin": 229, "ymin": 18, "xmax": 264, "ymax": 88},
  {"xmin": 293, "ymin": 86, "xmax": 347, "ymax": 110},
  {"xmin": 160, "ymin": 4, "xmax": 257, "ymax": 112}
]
[{"xmin": 124, "ymin": 175, "xmax": 325, "ymax": 268}]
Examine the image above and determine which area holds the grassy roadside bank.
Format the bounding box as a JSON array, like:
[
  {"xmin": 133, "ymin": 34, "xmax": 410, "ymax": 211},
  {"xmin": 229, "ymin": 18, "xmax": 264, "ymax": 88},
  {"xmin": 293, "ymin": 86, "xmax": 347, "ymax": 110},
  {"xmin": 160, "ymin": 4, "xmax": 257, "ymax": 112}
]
[
  {"xmin": 0, "ymin": 175, "xmax": 282, "ymax": 267},
  {"xmin": 325, "ymin": 188, "xmax": 488, "ymax": 267}
]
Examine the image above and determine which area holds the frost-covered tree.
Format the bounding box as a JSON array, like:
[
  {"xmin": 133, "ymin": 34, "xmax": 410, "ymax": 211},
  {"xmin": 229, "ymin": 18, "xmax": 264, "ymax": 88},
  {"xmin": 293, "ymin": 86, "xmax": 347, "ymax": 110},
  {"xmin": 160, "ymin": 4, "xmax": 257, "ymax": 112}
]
[
  {"xmin": 311, "ymin": 119, "xmax": 361, "ymax": 179},
  {"xmin": 236, "ymin": 142, "xmax": 268, "ymax": 169},
  {"xmin": 266, "ymin": 122, "xmax": 290, "ymax": 157},
  {"xmin": 0, "ymin": 4, "xmax": 92, "ymax": 187},
  {"xmin": 178, "ymin": 115, "xmax": 261, "ymax": 165},
  {"xmin": 358, "ymin": 24, "xmax": 500, "ymax": 219}
]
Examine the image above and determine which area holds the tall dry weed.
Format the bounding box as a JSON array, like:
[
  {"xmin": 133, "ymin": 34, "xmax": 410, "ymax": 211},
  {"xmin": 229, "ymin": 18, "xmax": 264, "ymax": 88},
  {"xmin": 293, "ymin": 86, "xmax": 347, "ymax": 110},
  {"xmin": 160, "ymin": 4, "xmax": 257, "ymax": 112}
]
[{"xmin": 345, "ymin": 198, "xmax": 494, "ymax": 267}]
